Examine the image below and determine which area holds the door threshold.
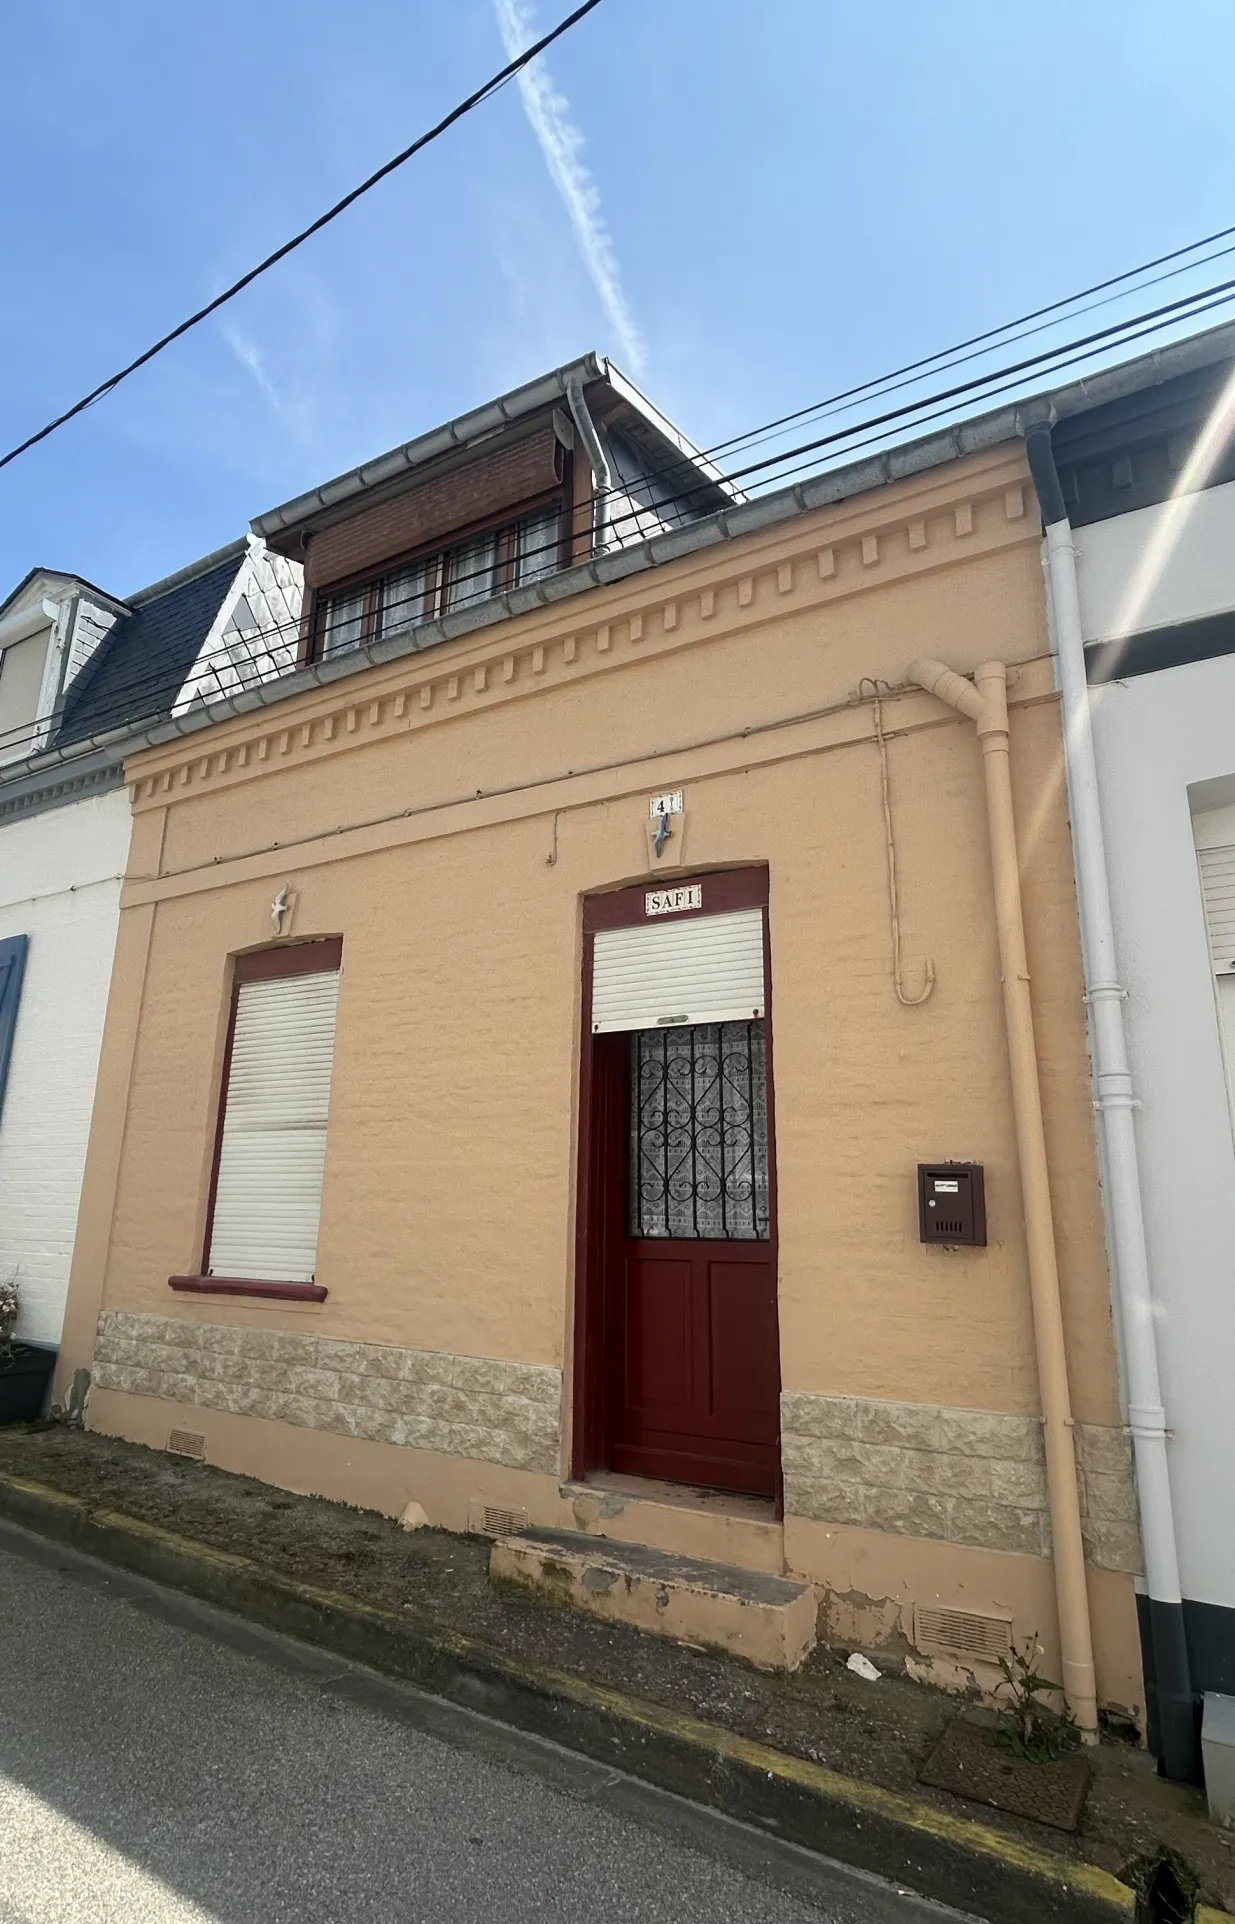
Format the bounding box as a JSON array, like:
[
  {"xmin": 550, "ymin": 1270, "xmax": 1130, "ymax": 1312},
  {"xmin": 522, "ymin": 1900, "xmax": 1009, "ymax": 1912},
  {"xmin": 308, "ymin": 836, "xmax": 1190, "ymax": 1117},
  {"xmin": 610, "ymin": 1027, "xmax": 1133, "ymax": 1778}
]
[{"xmin": 576, "ymin": 1470, "xmax": 777, "ymax": 1526}]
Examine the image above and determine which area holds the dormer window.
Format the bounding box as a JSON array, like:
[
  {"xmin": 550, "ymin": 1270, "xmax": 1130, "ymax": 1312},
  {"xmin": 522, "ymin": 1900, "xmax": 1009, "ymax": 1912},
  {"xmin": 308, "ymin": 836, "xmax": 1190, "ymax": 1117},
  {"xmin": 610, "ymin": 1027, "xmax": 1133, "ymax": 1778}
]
[
  {"xmin": 320, "ymin": 586, "xmax": 366, "ymax": 658},
  {"xmin": 0, "ymin": 623, "xmax": 53, "ymax": 762},
  {"xmin": 514, "ymin": 506, "xmax": 563, "ymax": 586},
  {"xmin": 379, "ymin": 561, "xmax": 431, "ymax": 640},
  {"xmin": 445, "ymin": 530, "xmax": 499, "ymax": 612},
  {"xmin": 0, "ymin": 574, "xmax": 126, "ymax": 764},
  {"xmin": 259, "ymin": 370, "xmax": 738, "ymax": 676},
  {"xmin": 312, "ymin": 497, "xmax": 566, "ymax": 662}
]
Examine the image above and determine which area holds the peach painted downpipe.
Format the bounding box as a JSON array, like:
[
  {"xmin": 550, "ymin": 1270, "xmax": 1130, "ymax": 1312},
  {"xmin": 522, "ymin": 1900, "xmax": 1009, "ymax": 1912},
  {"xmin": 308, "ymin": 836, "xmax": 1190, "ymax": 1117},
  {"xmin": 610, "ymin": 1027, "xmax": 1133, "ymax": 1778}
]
[{"xmin": 907, "ymin": 656, "xmax": 1099, "ymax": 1744}]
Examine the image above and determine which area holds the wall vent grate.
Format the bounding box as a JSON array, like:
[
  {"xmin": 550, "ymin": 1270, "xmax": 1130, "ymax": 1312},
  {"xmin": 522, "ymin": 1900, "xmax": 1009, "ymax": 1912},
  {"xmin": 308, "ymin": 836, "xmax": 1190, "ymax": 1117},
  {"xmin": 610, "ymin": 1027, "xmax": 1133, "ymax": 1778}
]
[
  {"xmin": 480, "ymin": 1505, "xmax": 529, "ymax": 1539},
  {"xmin": 166, "ymin": 1429, "xmax": 206, "ymax": 1460},
  {"xmin": 915, "ymin": 1605, "xmax": 1012, "ymax": 1663}
]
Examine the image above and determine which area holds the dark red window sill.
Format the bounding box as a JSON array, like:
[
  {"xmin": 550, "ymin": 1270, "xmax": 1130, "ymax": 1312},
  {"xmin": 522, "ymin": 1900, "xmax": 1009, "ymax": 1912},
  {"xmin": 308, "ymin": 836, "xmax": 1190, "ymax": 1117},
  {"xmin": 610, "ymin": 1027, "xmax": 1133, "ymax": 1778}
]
[{"xmin": 168, "ymin": 1275, "xmax": 328, "ymax": 1302}]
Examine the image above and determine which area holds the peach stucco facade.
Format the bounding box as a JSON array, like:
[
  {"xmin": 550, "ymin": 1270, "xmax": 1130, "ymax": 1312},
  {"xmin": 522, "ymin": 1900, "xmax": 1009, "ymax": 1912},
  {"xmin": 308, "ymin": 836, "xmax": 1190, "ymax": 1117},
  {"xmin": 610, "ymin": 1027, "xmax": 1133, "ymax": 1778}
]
[{"xmin": 60, "ymin": 440, "xmax": 1143, "ymax": 1715}]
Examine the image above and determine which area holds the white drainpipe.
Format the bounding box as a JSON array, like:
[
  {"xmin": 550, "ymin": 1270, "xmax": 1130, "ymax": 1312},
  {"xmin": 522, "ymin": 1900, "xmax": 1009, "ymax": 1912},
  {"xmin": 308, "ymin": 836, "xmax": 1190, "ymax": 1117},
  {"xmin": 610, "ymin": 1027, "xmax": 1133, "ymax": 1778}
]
[{"xmin": 1023, "ymin": 424, "xmax": 1198, "ymax": 1784}]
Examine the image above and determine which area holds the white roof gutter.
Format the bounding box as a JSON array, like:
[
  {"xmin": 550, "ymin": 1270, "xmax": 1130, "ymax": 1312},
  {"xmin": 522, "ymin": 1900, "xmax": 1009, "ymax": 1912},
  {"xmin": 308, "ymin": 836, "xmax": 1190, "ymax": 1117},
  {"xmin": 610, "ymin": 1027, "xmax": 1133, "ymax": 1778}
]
[{"xmin": 8, "ymin": 319, "xmax": 1233, "ymax": 796}]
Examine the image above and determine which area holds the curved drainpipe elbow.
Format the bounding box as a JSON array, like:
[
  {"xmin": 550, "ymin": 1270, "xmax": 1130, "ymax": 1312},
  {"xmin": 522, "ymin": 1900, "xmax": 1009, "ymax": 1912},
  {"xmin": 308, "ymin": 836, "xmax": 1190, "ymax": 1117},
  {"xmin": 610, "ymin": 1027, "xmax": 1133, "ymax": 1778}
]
[
  {"xmin": 907, "ymin": 656, "xmax": 987, "ymax": 725},
  {"xmin": 565, "ymin": 374, "xmax": 611, "ymax": 556}
]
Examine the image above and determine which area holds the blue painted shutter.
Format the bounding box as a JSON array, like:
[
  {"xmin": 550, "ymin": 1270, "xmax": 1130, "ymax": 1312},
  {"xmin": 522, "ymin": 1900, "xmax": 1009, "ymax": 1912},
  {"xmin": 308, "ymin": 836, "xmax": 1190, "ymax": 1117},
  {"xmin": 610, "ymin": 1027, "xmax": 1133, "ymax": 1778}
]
[{"xmin": 0, "ymin": 934, "xmax": 29, "ymax": 1122}]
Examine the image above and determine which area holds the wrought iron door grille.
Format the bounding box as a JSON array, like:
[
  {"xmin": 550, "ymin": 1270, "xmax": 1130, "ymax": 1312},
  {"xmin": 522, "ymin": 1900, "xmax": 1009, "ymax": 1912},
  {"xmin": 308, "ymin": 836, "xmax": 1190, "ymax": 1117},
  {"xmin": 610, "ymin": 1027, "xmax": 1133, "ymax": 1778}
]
[{"xmin": 628, "ymin": 1020, "xmax": 770, "ymax": 1240}]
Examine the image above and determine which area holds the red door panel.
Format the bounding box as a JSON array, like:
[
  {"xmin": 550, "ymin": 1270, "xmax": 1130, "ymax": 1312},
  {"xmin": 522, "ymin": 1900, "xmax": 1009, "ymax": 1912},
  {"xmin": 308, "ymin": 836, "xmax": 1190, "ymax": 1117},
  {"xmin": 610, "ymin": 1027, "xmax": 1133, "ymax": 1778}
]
[
  {"xmin": 611, "ymin": 1237, "xmax": 779, "ymax": 1497},
  {"xmin": 623, "ymin": 1255, "xmax": 693, "ymax": 1413},
  {"xmin": 707, "ymin": 1255, "xmax": 780, "ymax": 1438}
]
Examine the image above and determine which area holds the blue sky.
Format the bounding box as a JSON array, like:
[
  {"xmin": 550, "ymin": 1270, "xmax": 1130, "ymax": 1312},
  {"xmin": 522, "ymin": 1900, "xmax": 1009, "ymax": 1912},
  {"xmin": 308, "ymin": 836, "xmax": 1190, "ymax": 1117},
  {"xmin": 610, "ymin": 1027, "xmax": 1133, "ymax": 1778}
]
[{"xmin": 1, "ymin": 0, "xmax": 1232, "ymax": 597}]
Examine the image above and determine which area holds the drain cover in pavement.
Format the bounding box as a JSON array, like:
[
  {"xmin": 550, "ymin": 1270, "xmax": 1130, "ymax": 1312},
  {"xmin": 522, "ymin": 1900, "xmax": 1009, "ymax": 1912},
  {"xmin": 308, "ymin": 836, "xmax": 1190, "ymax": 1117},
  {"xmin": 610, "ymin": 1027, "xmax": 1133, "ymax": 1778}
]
[{"xmin": 918, "ymin": 1718, "xmax": 1091, "ymax": 1832}]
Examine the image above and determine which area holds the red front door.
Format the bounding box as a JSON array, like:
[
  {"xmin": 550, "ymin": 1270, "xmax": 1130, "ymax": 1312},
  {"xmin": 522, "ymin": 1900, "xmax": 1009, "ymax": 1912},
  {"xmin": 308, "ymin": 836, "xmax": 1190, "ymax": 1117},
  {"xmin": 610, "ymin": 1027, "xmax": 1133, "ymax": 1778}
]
[
  {"xmin": 573, "ymin": 871, "xmax": 783, "ymax": 1501},
  {"xmin": 589, "ymin": 1017, "xmax": 782, "ymax": 1499}
]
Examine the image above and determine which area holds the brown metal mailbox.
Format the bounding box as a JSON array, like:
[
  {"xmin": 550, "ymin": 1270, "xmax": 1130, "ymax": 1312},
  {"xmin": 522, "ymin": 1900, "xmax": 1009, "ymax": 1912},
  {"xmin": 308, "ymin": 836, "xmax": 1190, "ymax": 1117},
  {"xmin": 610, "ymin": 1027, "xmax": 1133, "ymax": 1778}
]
[{"xmin": 917, "ymin": 1163, "xmax": 986, "ymax": 1246}]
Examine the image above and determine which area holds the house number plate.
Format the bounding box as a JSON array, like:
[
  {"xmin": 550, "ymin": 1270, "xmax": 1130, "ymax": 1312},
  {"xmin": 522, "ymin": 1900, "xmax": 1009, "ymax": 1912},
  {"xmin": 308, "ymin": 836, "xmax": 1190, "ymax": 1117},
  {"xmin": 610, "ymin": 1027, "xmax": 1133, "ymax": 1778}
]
[{"xmin": 645, "ymin": 884, "xmax": 702, "ymax": 917}]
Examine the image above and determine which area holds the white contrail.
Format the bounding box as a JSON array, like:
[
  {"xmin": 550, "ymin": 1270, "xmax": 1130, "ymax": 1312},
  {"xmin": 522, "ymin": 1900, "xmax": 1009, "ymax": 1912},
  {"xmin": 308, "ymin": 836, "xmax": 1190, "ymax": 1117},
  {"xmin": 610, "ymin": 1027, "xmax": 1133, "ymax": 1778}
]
[
  {"xmin": 222, "ymin": 325, "xmax": 283, "ymax": 413},
  {"xmin": 222, "ymin": 323, "xmax": 313, "ymax": 442},
  {"xmin": 493, "ymin": 0, "xmax": 645, "ymax": 372}
]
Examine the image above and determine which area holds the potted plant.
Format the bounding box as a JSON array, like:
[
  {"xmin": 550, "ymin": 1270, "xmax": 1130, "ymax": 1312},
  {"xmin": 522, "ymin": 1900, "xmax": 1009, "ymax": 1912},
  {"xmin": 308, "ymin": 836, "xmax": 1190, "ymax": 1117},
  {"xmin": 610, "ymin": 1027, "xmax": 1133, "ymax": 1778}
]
[{"xmin": 0, "ymin": 1276, "xmax": 57, "ymax": 1424}]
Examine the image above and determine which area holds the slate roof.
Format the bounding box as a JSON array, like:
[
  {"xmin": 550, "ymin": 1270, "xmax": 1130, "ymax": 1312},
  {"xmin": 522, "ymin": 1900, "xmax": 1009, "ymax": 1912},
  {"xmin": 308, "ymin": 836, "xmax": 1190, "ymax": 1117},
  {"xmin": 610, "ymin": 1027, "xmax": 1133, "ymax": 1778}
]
[{"xmin": 56, "ymin": 545, "xmax": 243, "ymax": 748}]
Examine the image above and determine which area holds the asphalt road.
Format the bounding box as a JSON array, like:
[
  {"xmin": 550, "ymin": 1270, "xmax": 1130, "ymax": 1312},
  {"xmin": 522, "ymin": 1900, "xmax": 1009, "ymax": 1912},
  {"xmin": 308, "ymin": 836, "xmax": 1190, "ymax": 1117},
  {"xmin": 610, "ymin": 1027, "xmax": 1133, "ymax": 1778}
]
[{"xmin": 0, "ymin": 1523, "xmax": 972, "ymax": 1924}]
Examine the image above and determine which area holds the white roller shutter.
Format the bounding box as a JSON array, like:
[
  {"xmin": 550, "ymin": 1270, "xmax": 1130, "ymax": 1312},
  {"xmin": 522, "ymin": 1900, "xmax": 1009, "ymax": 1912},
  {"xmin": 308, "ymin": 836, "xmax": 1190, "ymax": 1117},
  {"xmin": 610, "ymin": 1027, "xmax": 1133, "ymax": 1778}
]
[
  {"xmin": 1198, "ymin": 845, "xmax": 1235, "ymax": 973},
  {"xmin": 208, "ymin": 969, "xmax": 340, "ymax": 1282},
  {"xmin": 592, "ymin": 907, "xmax": 765, "ymax": 1033}
]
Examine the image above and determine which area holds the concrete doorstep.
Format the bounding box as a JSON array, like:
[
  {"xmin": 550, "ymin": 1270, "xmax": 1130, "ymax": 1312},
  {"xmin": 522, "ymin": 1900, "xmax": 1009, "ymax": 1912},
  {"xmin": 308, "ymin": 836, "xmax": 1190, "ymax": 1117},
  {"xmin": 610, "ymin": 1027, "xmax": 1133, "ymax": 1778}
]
[
  {"xmin": 0, "ymin": 1463, "xmax": 1222, "ymax": 1924},
  {"xmin": 489, "ymin": 1527, "xmax": 819, "ymax": 1670}
]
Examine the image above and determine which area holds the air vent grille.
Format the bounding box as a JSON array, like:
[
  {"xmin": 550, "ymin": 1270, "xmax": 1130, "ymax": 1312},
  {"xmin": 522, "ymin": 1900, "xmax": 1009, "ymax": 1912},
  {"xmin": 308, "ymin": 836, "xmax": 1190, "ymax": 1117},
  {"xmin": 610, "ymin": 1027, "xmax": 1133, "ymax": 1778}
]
[
  {"xmin": 915, "ymin": 1605, "xmax": 1012, "ymax": 1663},
  {"xmin": 166, "ymin": 1429, "xmax": 206, "ymax": 1460},
  {"xmin": 481, "ymin": 1505, "xmax": 529, "ymax": 1539}
]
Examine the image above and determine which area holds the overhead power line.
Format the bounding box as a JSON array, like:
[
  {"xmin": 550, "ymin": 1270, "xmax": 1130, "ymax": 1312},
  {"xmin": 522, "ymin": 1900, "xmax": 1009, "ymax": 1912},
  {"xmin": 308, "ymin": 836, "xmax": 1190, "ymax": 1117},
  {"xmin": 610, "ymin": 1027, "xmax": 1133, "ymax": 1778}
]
[
  {"xmin": 696, "ymin": 221, "xmax": 1235, "ymax": 468},
  {"xmin": 701, "ymin": 267, "xmax": 1235, "ymax": 494},
  {"xmin": 4, "ymin": 245, "xmax": 1235, "ymax": 766},
  {"xmin": 559, "ymin": 237, "xmax": 1235, "ymax": 521},
  {"xmin": 0, "ymin": 0, "xmax": 605, "ymax": 476}
]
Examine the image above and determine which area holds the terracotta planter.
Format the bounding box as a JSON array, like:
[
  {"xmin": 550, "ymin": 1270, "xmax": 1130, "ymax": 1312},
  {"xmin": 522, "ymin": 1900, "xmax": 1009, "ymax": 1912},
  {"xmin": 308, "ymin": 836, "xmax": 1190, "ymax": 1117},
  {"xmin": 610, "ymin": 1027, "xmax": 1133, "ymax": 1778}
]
[{"xmin": 0, "ymin": 1343, "xmax": 57, "ymax": 1424}]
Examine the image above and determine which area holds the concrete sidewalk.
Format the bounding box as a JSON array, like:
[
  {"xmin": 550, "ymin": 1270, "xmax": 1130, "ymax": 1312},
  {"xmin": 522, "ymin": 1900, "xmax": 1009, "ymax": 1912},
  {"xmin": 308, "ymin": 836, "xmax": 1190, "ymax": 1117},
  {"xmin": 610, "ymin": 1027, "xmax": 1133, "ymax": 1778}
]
[{"xmin": 0, "ymin": 1424, "xmax": 1228, "ymax": 1922}]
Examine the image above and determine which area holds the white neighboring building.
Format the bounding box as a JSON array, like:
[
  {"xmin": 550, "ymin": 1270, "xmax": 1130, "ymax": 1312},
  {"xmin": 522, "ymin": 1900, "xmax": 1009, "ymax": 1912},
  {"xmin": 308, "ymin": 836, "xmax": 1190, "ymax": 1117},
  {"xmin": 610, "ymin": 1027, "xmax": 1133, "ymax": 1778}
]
[
  {"xmin": 0, "ymin": 791, "xmax": 130, "ymax": 1345},
  {"xmin": 1042, "ymin": 337, "xmax": 1235, "ymax": 1744},
  {"xmin": 0, "ymin": 539, "xmax": 301, "ymax": 1353}
]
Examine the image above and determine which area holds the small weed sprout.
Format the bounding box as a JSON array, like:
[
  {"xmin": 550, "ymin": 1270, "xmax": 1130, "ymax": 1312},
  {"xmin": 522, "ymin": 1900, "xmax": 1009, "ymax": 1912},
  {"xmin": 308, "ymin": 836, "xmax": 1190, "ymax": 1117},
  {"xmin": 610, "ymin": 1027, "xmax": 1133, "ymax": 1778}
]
[{"xmin": 994, "ymin": 1635, "xmax": 1078, "ymax": 1762}]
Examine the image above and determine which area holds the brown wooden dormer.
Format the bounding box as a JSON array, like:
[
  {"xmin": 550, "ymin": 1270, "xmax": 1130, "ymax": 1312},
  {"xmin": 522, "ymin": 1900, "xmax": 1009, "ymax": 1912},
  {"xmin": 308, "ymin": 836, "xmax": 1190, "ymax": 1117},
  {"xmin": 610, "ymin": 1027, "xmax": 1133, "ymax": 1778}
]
[{"xmin": 250, "ymin": 356, "xmax": 736, "ymax": 668}]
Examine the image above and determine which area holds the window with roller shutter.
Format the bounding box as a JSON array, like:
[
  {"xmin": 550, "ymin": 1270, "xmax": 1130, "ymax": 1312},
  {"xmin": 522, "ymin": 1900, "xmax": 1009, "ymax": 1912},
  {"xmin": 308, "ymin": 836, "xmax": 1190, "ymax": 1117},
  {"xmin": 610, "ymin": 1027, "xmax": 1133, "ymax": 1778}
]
[
  {"xmin": 1197, "ymin": 845, "xmax": 1235, "ymax": 1136},
  {"xmin": 202, "ymin": 942, "xmax": 342, "ymax": 1286},
  {"xmin": 1198, "ymin": 843, "xmax": 1235, "ymax": 976},
  {"xmin": 590, "ymin": 908, "xmax": 765, "ymax": 1034},
  {"xmin": 313, "ymin": 500, "xmax": 565, "ymax": 659}
]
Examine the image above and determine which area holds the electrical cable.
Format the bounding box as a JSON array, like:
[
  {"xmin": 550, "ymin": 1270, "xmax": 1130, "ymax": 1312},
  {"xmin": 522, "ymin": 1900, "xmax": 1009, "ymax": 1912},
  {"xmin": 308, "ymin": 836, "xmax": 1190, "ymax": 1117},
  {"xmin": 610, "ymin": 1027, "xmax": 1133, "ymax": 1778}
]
[
  {"xmin": 698, "ymin": 282, "xmax": 1235, "ymax": 501},
  {"xmin": 598, "ymin": 263, "xmax": 1235, "ymax": 510},
  {"xmin": 9, "ymin": 273, "xmax": 1234, "ymax": 766},
  {"xmin": 694, "ymin": 221, "xmax": 1235, "ymax": 468},
  {"xmin": 127, "ymin": 683, "xmax": 890, "ymax": 888},
  {"xmin": 4, "ymin": 260, "xmax": 1235, "ymax": 765},
  {"xmin": 703, "ymin": 241, "xmax": 1235, "ymax": 473},
  {"xmin": 0, "ymin": 0, "xmax": 605, "ymax": 475}
]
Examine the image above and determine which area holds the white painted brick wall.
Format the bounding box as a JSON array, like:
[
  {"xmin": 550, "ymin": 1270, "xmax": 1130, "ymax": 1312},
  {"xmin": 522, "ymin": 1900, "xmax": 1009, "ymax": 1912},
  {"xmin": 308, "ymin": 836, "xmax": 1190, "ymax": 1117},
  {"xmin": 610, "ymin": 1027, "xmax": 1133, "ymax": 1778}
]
[{"xmin": 0, "ymin": 789, "xmax": 131, "ymax": 1345}]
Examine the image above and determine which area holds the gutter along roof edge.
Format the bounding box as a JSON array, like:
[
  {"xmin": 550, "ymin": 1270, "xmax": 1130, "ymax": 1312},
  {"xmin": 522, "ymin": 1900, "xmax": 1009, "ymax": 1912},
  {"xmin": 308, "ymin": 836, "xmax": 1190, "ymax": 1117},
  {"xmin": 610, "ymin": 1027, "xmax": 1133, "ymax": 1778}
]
[
  {"xmin": 115, "ymin": 319, "xmax": 1235, "ymax": 768},
  {"xmin": 250, "ymin": 354, "xmax": 608, "ymax": 538},
  {"xmin": 0, "ymin": 749, "xmax": 127, "ymax": 825},
  {"xmin": 249, "ymin": 318, "xmax": 1235, "ymax": 543},
  {"xmin": 125, "ymin": 536, "xmax": 248, "ymax": 608},
  {"xmin": 11, "ymin": 318, "xmax": 1233, "ymax": 788},
  {"xmin": 249, "ymin": 352, "xmax": 741, "ymax": 540}
]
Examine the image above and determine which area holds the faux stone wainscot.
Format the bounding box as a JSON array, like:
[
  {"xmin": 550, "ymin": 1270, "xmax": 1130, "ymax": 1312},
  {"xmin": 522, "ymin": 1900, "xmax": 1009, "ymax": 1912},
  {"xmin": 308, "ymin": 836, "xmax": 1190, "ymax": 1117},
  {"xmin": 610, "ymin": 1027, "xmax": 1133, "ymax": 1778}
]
[
  {"xmin": 92, "ymin": 1312, "xmax": 562, "ymax": 1474},
  {"xmin": 780, "ymin": 1391, "xmax": 1140, "ymax": 1574}
]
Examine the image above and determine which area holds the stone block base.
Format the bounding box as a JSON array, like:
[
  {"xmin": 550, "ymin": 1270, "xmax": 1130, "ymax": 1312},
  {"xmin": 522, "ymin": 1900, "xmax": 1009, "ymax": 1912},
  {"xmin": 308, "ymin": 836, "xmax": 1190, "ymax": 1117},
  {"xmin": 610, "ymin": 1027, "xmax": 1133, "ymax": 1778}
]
[
  {"xmin": 781, "ymin": 1389, "xmax": 1140, "ymax": 1574},
  {"xmin": 92, "ymin": 1310, "xmax": 562, "ymax": 1474}
]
